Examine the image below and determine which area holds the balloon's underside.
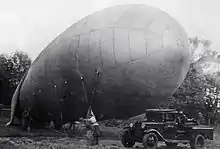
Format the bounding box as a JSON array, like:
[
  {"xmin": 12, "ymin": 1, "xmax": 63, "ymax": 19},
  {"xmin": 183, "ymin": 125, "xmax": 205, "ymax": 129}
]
[{"xmin": 16, "ymin": 5, "xmax": 190, "ymax": 122}]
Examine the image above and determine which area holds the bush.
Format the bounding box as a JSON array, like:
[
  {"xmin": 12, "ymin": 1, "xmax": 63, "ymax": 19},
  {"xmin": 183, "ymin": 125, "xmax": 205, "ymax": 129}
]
[{"xmin": 0, "ymin": 51, "xmax": 32, "ymax": 105}]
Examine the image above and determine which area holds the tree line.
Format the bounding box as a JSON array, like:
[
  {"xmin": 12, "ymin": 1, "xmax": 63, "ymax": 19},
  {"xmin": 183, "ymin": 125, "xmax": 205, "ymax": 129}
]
[
  {"xmin": 0, "ymin": 51, "xmax": 32, "ymax": 105},
  {"xmin": 162, "ymin": 37, "xmax": 220, "ymax": 124}
]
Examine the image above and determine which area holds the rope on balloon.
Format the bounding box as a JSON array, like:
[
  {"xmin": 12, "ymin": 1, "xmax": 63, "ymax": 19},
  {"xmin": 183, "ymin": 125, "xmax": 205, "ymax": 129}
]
[
  {"xmin": 99, "ymin": 31, "xmax": 104, "ymax": 69},
  {"xmin": 69, "ymin": 26, "xmax": 157, "ymax": 66},
  {"xmin": 144, "ymin": 35, "xmax": 148, "ymax": 56},
  {"xmin": 88, "ymin": 32, "xmax": 91, "ymax": 62},
  {"xmin": 71, "ymin": 26, "xmax": 153, "ymax": 37},
  {"xmin": 76, "ymin": 35, "xmax": 80, "ymax": 69},
  {"xmin": 112, "ymin": 28, "xmax": 116, "ymax": 65},
  {"xmin": 74, "ymin": 68, "xmax": 101, "ymax": 108},
  {"xmin": 37, "ymin": 68, "xmax": 98, "ymax": 138},
  {"xmin": 53, "ymin": 81, "xmax": 69, "ymax": 137},
  {"xmin": 127, "ymin": 29, "xmax": 132, "ymax": 61}
]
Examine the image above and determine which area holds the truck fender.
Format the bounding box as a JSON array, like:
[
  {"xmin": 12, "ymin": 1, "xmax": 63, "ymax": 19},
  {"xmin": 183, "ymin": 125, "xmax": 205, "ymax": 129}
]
[{"xmin": 144, "ymin": 129, "xmax": 167, "ymax": 142}]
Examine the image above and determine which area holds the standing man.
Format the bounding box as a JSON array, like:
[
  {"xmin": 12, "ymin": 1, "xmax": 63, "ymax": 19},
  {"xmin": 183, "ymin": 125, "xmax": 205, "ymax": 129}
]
[
  {"xmin": 198, "ymin": 111, "xmax": 204, "ymax": 124},
  {"xmin": 205, "ymin": 98, "xmax": 213, "ymax": 125},
  {"xmin": 86, "ymin": 106, "xmax": 101, "ymax": 145}
]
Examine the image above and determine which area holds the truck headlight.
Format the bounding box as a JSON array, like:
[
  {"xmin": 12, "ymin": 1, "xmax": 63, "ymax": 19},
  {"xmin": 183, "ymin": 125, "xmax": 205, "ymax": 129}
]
[{"xmin": 129, "ymin": 123, "xmax": 133, "ymax": 128}]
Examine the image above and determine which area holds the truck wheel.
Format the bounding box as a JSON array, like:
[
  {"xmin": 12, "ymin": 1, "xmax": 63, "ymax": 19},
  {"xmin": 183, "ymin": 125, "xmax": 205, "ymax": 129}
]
[
  {"xmin": 190, "ymin": 134, "xmax": 205, "ymax": 149},
  {"xmin": 143, "ymin": 132, "xmax": 158, "ymax": 149},
  {"xmin": 121, "ymin": 130, "xmax": 135, "ymax": 148}
]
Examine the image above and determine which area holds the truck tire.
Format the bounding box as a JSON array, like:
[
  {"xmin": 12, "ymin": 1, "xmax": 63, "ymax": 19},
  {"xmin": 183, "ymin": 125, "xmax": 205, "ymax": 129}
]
[
  {"xmin": 121, "ymin": 130, "xmax": 135, "ymax": 148},
  {"xmin": 143, "ymin": 132, "xmax": 158, "ymax": 149},
  {"xmin": 190, "ymin": 134, "xmax": 205, "ymax": 149}
]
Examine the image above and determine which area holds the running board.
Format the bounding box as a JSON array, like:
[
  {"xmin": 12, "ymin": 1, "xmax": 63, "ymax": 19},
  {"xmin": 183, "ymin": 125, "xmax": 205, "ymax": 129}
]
[{"xmin": 165, "ymin": 139, "xmax": 189, "ymax": 144}]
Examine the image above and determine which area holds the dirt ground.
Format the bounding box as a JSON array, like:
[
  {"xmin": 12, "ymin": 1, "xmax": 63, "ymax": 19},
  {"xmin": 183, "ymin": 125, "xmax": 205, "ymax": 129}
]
[
  {"xmin": 0, "ymin": 126, "xmax": 219, "ymax": 149},
  {"xmin": 0, "ymin": 135, "xmax": 219, "ymax": 149},
  {"xmin": 0, "ymin": 115, "xmax": 219, "ymax": 148}
]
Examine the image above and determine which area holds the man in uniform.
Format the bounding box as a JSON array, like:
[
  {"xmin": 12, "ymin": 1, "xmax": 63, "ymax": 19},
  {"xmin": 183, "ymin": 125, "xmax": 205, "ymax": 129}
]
[{"xmin": 85, "ymin": 106, "xmax": 100, "ymax": 145}]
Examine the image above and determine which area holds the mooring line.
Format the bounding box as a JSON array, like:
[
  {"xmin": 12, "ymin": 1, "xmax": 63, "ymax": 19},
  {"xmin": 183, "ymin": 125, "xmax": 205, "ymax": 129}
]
[
  {"xmin": 60, "ymin": 111, "xmax": 68, "ymax": 137},
  {"xmin": 43, "ymin": 125, "xmax": 67, "ymax": 136}
]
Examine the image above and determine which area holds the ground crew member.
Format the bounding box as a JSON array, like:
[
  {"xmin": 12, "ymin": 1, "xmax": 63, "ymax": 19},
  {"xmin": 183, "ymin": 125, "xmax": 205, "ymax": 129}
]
[{"xmin": 86, "ymin": 106, "xmax": 100, "ymax": 145}]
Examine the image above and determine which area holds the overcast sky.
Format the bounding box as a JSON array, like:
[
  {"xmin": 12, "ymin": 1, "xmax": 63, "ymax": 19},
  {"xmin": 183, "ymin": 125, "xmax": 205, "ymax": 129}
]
[{"xmin": 0, "ymin": 0, "xmax": 219, "ymax": 60}]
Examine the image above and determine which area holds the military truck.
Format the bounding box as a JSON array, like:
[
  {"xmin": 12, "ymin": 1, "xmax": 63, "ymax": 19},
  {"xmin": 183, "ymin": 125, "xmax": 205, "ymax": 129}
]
[{"xmin": 121, "ymin": 109, "xmax": 214, "ymax": 149}]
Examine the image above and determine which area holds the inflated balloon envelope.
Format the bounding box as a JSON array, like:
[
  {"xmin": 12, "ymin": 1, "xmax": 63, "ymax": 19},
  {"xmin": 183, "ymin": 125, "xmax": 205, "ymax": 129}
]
[{"xmin": 7, "ymin": 4, "xmax": 191, "ymax": 129}]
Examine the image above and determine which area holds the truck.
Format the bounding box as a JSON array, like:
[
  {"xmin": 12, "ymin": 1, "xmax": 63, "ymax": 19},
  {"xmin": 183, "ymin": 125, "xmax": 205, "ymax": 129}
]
[{"xmin": 121, "ymin": 109, "xmax": 214, "ymax": 149}]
